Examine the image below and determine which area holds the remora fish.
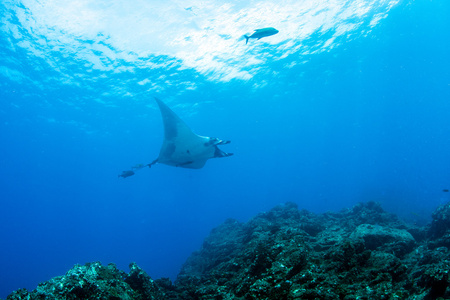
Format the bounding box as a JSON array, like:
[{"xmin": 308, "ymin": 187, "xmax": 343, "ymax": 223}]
[
  {"xmin": 244, "ymin": 27, "xmax": 279, "ymax": 44},
  {"xmin": 118, "ymin": 170, "xmax": 135, "ymax": 178}
]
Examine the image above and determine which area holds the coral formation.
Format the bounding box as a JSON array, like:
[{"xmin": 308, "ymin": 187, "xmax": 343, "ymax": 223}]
[
  {"xmin": 5, "ymin": 262, "xmax": 166, "ymax": 300},
  {"xmin": 5, "ymin": 201, "xmax": 450, "ymax": 300}
]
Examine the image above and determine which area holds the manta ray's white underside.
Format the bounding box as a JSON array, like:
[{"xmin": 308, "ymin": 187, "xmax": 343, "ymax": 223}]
[{"xmin": 152, "ymin": 98, "xmax": 232, "ymax": 169}]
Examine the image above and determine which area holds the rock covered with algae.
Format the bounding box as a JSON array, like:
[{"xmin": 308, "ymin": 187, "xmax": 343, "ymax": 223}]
[
  {"xmin": 5, "ymin": 262, "xmax": 168, "ymax": 300},
  {"xmin": 5, "ymin": 201, "xmax": 450, "ymax": 300}
]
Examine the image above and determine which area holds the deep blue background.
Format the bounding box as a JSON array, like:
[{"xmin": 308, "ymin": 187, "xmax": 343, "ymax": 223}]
[{"xmin": 1, "ymin": 0, "xmax": 449, "ymax": 298}]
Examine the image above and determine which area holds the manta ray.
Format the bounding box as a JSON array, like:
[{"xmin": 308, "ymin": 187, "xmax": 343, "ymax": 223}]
[{"xmin": 119, "ymin": 98, "xmax": 233, "ymax": 177}]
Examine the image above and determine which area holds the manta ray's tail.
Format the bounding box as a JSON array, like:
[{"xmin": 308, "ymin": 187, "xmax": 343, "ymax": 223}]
[
  {"xmin": 119, "ymin": 159, "xmax": 158, "ymax": 178},
  {"xmin": 147, "ymin": 158, "xmax": 158, "ymax": 168},
  {"xmin": 244, "ymin": 35, "xmax": 249, "ymax": 44}
]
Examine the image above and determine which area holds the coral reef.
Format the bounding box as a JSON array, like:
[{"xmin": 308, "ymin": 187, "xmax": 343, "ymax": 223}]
[
  {"xmin": 5, "ymin": 262, "xmax": 167, "ymax": 300},
  {"xmin": 5, "ymin": 201, "xmax": 450, "ymax": 300}
]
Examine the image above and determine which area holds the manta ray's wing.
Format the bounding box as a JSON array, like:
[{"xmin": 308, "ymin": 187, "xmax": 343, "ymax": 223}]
[{"xmin": 154, "ymin": 98, "xmax": 232, "ymax": 169}]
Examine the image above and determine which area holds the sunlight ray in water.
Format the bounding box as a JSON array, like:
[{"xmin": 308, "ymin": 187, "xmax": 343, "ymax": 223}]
[{"xmin": 1, "ymin": 0, "xmax": 399, "ymax": 90}]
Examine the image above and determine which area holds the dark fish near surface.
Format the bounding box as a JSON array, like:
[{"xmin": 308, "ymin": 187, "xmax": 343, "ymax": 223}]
[
  {"xmin": 118, "ymin": 170, "xmax": 135, "ymax": 178},
  {"xmin": 443, "ymin": 189, "xmax": 449, "ymax": 192},
  {"xmin": 244, "ymin": 27, "xmax": 279, "ymax": 44}
]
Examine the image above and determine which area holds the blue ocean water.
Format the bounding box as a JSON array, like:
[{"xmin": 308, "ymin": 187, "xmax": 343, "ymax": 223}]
[{"xmin": 0, "ymin": 0, "xmax": 449, "ymax": 297}]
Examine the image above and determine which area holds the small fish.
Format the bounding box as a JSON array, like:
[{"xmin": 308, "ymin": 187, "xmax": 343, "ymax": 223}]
[
  {"xmin": 244, "ymin": 27, "xmax": 279, "ymax": 44},
  {"xmin": 132, "ymin": 163, "xmax": 147, "ymax": 170},
  {"xmin": 410, "ymin": 211, "xmax": 421, "ymax": 218},
  {"xmin": 443, "ymin": 189, "xmax": 449, "ymax": 192},
  {"xmin": 118, "ymin": 170, "xmax": 135, "ymax": 178}
]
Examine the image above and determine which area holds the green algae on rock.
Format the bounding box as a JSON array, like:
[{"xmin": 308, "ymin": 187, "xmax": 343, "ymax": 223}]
[{"xmin": 6, "ymin": 262, "xmax": 166, "ymax": 300}]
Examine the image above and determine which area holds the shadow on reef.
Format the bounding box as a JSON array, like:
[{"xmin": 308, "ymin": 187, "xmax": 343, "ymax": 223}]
[{"xmin": 5, "ymin": 201, "xmax": 450, "ymax": 300}]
